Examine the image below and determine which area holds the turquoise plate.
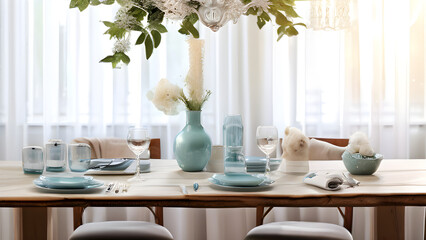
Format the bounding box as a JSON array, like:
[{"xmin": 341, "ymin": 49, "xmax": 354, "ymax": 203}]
[
  {"xmin": 208, "ymin": 177, "xmax": 273, "ymax": 190},
  {"xmin": 33, "ymin": 179, "xmax": 104, "ymax": 193},
  {"xmin": 211, "ymin": 173, "xmax": 265, "ymax": 187},
  {"xmin": 38, "ymin": 175, "xmax": 98, "ymax": 189}
]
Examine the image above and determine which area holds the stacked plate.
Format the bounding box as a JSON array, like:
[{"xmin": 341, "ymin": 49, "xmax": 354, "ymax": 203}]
[
  {"xmin": 245, "ymin": 156, "xmax": 282, "ymax": 172},
  {"xmin": 208, "ymin": 173, "xmax": 274, "ymax": 190},
  {"xmin": 33, "ymin": 173, "xmax": 104, "ymax": 192},
  {"xmin": 245, "ymin": 156, "xmax": 267, "ymax": 173}
]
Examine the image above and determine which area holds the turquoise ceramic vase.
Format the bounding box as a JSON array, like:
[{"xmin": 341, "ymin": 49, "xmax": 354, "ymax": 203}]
[{"xmin": 174, "ymin": 111, "xmax": 212, "ymax": 172}]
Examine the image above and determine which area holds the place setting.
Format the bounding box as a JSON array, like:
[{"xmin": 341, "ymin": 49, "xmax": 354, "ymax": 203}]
[
  {"xmin": 24, "ymin": 140, "xmax": 105, "ymax": 193},
  {"xmin": 207, "ymin": 120, "xmax": 279, "ymax": 191}
]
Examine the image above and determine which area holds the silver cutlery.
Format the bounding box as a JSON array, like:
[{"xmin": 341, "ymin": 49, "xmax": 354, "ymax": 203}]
[
  {"xmin": 105, "ymin": 182, "xmax": 115, "ymax": 193},
  {"xmin": 343, "ymin": 172, "xmax": 360, "ymax": 187}
]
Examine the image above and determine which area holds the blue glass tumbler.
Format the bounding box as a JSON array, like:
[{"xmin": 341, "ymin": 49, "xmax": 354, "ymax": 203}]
[{"xmin": 223, "ymin": 114, "xmax": 246, "ymax": 175}]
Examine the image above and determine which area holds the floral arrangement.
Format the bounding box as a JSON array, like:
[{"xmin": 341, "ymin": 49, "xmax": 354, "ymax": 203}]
[
  {"xmin": 146, "ymin": 38, "xmax": 211, "ymax": 114},
  {"xmin": 70, "ymin": 0, "xmax": 305, "ymax": 67}
]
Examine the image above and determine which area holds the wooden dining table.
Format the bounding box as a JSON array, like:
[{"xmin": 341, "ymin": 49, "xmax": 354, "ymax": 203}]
[{"xmin": 1, "ymin": 159, "xmax": 426, "ymax": 240}]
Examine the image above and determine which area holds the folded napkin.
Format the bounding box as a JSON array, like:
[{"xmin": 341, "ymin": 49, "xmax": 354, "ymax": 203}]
[
  {"xmin": 304, "ymin": 171, "xmax": 344, "ymax": 191},
  {"xmin": 245, "ymin": 156, "xmax": 266, "ymax": 165}
]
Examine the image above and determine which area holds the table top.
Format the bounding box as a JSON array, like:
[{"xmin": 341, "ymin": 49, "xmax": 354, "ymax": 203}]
[{"xmin": 2, "ymin": 159, "xmax": 426, "ymax": 208}]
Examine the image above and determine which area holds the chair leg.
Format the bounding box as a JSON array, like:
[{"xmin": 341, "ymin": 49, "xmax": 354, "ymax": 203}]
[
  {"xmin": 343, "ymin": 207, "xmax": 353, "ymax": 233},
  {"xmin": 73, "ymin": 207, "xmax": 85, "ymax": 230},
  {"xmin": 155, "ymin": 207, "xmax": 164, "ymax": 226},
  {"xmin": 256, "ymin": 207, "xmax": 264, "ymax": 226}
]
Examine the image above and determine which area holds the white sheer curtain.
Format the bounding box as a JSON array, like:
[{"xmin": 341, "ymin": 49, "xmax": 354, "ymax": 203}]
[{"xmin": 0, "ymin": 0, "xmax": 425, "ymax": 239}]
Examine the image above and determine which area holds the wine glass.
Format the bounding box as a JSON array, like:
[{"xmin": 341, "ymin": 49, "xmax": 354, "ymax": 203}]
[
  {"xmin": 127, "ymin": 127, "xmax": 151, "ymax": 182},
  {"xmin": 256, "ymin": 126, "xmax": 278, "ymax": 174}
]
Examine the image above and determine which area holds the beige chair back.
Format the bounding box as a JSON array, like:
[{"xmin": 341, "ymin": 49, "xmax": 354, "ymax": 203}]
[{"xmin": 72, "ymin": 137, "xmax": 161, "ymax": 159}]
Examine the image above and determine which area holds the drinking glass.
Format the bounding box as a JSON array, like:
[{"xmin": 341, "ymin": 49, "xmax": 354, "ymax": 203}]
[
  {"xmin": 256, "ymin": 126, "xmax": 278, "ymax": 174},
  {"xmin": 127, "ymin": 127, "xmax": 151, "ymax": 182}
]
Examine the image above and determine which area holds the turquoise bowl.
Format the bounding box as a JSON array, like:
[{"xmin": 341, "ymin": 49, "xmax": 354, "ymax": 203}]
[{"xmin": 342, "ymin": 151, "xmax": 383, "ymax": 175}]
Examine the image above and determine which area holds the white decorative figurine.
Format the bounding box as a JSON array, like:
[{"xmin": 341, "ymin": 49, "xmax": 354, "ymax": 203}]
[
  {"xmin": 281, "ymin": 127, "xmax": 310, "ymax": 161},
  {"xmin": 347, "ymin": 132, "xmax": 375, "ymax": 156}
]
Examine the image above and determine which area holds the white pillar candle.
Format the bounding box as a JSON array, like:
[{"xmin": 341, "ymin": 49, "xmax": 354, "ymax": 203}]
[{"xmin": 186, "ymin": 38, "xmax": 205, "ymax": 103}]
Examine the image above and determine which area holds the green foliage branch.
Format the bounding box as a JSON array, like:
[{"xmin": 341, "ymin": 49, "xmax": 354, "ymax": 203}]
[{"xmin": 70, "ymin": 0, "xmax": 305, "ymax": 68}]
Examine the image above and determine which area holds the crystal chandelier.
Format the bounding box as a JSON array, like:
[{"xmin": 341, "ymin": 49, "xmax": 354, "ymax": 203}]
[
  {"xmin": 310, "ymin": 0, "xmax": 351, "ymax": 30},
  {"xmin": 196, "ymin": 0, "xmax": 269, "ymax": 32},
  {"xmin": 158, "ymin": 0, "xmax": 271, "ymax": 32}
]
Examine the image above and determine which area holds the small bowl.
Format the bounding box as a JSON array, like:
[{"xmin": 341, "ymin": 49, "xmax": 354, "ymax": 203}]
[{"xmin": 342, "ymin": 151, "xmax": 383, "ymax": 175}]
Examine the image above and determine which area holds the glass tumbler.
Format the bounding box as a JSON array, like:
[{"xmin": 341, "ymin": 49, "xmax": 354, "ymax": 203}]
[
  {"xmin": 68, "ymin": 143, "xmax": 91, "ymax": 172},
  {"xmin": 223, "ymin": 114, "xmax": 246, "ymax": 175},
  {"xmin": 45, "ymin": 139, "xmax": 67, "ymax": 172},
  {"xmin": 22, "ymin": 146, "xmax": 44, "ymax": 174}
]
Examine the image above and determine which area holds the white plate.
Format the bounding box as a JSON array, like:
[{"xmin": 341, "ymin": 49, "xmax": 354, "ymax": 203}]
[
  {"xmin": 34, "ymin": 178, "xmax": 104, "ymax": 193},
  {"xmin": 208, "ymin": 177, "xmax": 273, "ymax": 191}
]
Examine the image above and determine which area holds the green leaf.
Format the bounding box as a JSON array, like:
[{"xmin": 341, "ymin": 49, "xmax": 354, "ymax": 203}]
[
  {"xmin": 116, "ymin": 0, "xmax": 129, "ymax": 6},
  {"xmin": 104, "ymin": 26, "xmax": 127, "ymax": 40},
  {"xmin": 129, "ymin": 6, "xmax": 147, "ymax": 22},
  {"xmin": 275, "ymin": 11, "xmax": 291, "ymax": 26},
  {"xmin": 116, "ymin": 52, "xmax": 130, "ymax": 64},
  {"xmin": 260, "ymin": 11, "xmax": 271, "ymax": 22},
  {"xmin": 145, "ymin": 34, "xmax": 154, "ymax": 59},
  {"xmin": 130, "ymin": 25, "xmax": 143, "ymax": 32},
  {"xmin": 178, "ymin": 27, "xmax": 189, "ymax": 35},
  {"xmin": 151, "ymin": 30, "xmax": 161, "ymax": 48},
  {"xmin": 257, "ymin": 16, "xmax": 266, "ymax": 29},
  {"xmin": 181, "ymin": 14, "xmax": 199, "ymax": 38},
  {"xmin": 271, "ymin": 0, "xmax": 295, "ymax": 7},
  {"xmin": 280, "ymin": 5, "xmax": 300, "ymax": 18},
  {"xmin": 100, "ymin": 55, "xmax": 116, "ymax": 63},
  {"xmin": 293, "ymin": 22, "xmax": 307, "ymax": 28},
  {"xmin": 148, "ymin": 8, "xmax": 165, "ymax": 23},
  {"xmin": 69, "ymin": 0, "xmax": 90, "ymax": 11},
  {"xmin": 150, "ymin": 23, "xmax": 168, "ymax": 33},
  {"xmin": 100, "ymin": 52, "xmax": 130, "ymax": 68},
  {"xmin": 102, "ymin": 21, "xmax": 114, "ymax": 27},
  {"xmin": 285, "ymin": 26, "xmax": 298, "ymax": 36},
  {"xmin": 101, "ymin": 0, "xmax": 115, "ymax": 5},
  {"xmin": 277, "ymin": 26, "xmax": 285, "ymax": 41},
  {"xmin": 135, "ymin": 32, "xmax": 147, "ymax": 45},
  {"xmin": 245, "ymin": 7, "xmax": 258, "ymax": 16},
  {"xmin": 90, "ymin": 0, "xmax": 102, "ymax": 6}
]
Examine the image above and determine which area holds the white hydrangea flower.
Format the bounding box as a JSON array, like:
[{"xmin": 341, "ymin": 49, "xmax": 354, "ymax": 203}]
[
  {"xmin": 223, "ymin": 0, "xmax": 246, "ymax": 23},
  {"xmin": 249, "ymin": 0, "xmax": 271, "ymax": 14},
  {"xmin": 155, "ymin": 0, "xmax": 196, "ymax": 20},
  {"xmin": 115, "ymin": 4, "xmax": 136, "ymax": 29},
  {"xmin": 113, "ymin": 38, "xmax": 131, "ymax": 53},
  {"xmin": 148, "ymin": 78, "xmax": 183, "ymax": 115}
]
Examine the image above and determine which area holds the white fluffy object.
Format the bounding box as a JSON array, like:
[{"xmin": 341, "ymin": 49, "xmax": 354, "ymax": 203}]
[
  {"xmin": 281, "ymin": 127, "xmax": 310, "ymax": 161},
  {"xmin": 347, "ymin": 132, "xmax": 375, "ymax": 156},
  {"xmin": 282, "ymin": 127, "xmax": 347, "ymax": 161},
  {"xmin": 147, "ymin": 78, "xmax": 183, "ymax": 115},
  {"xmin": 309, "ymin": 139, "xmax": 346, "ymax": 160}
]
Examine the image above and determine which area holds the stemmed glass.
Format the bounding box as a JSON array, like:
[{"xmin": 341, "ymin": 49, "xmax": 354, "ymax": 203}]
[
  {"xmin": 127, "ymin": 127, "xmax": 151, "ymax": 182},
  {"xmin": 256, "ymin": 126, "xmax": 278, "ymax": 175}
]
